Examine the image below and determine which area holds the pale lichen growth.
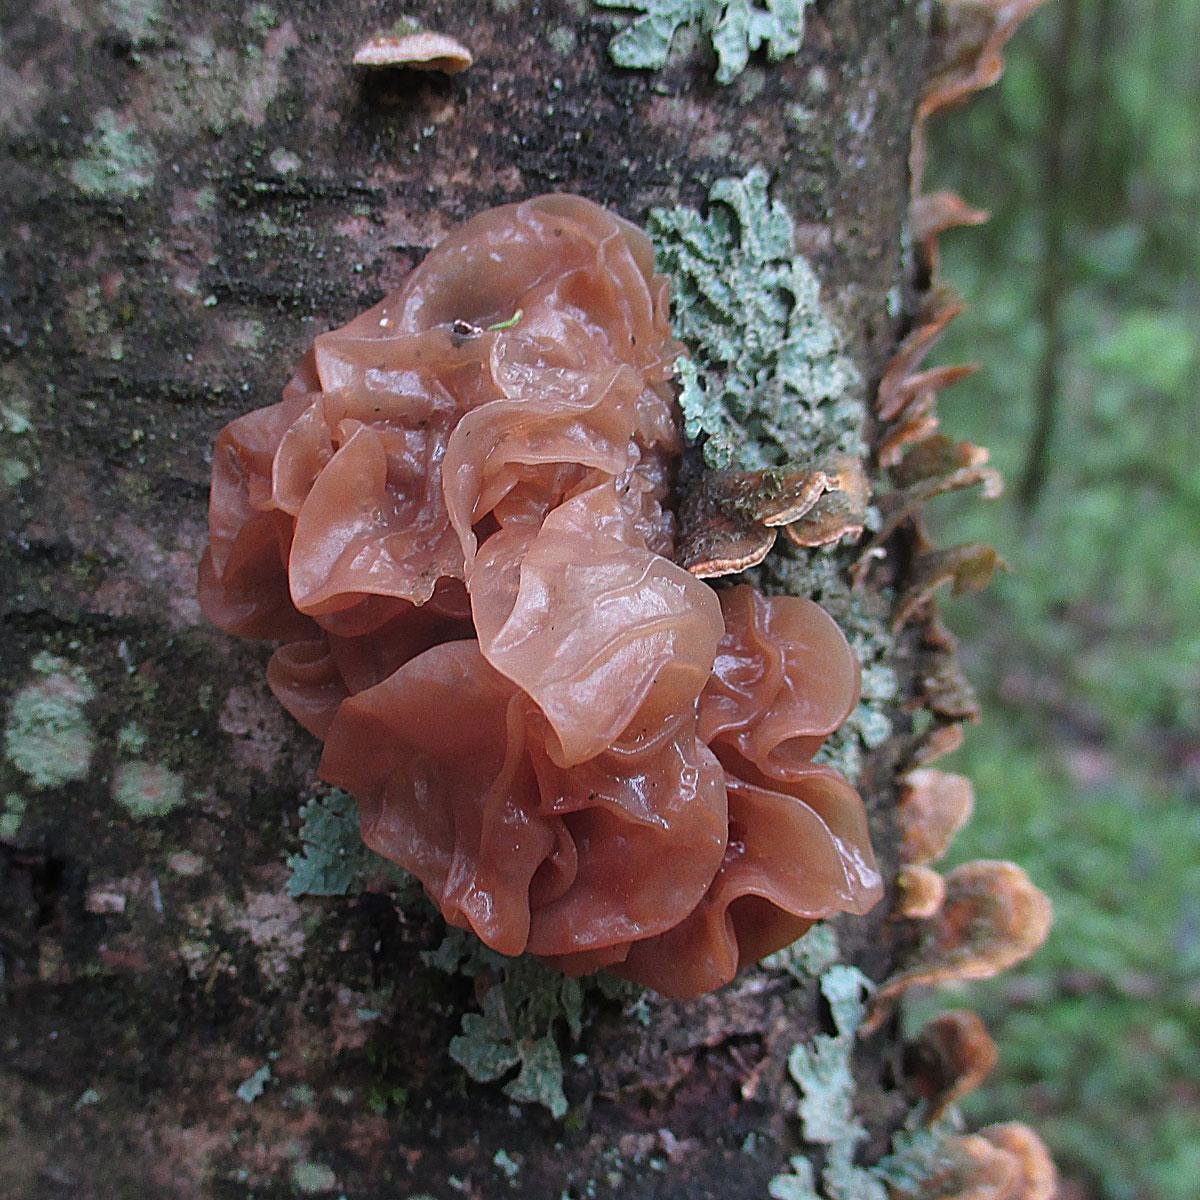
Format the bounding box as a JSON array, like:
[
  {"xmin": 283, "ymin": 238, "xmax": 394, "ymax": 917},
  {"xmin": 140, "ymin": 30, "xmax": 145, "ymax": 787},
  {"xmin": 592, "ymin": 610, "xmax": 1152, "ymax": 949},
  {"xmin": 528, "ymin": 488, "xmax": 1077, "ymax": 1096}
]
[
  {"xmin": 235, "ymin": 1062, "xmax": 272, "ymax": 1104},
  {"xmin": 289, "ymin": 1162, "xmax": 337, "ymax": 1195},
  {"xmin": 112, "ymin": 760, "xmax": 186, "ymax": 819},
  {"xmin": 426, "ymin": 929, "xmax": 584, "ymax": 1119},
  {"xmin": 117, "ymin": 721, "xmax": 149, "ymax": 755},
  {"xmin": 0, "ymin": 793, "xmax": 27, "ymax": 840},
  {"xmin": 492, "ymin": 1148, "xmax": 522, "ymax": 1181},
  {"xmin": 4, "ymin": 653, "xmax": 96, "ymax": 789},
  {"xmin": 771, "ymin": 960, "xmax": 951, "ymax": 1199},
  {"xmin": 102, "ymin": 0, "xmax": 164, "ymax": 47},
  {"xmin": 0, "ymin": 392, "xmax": 35, "ymax": 491},
  {"xmin": 647, "ymin": 168, "xmax": 863, "ymax": 470},
  {"xmin": 229, "ymin": 890, "xmax": 306, "ymax": 981},
  {"xmin": 789, "ymin": 965, "xmax": 872, "ymax": 1150},
  {"xmin": 285, "ymin": 790, "xmax": 414, "ymax": 899},
  {"xmin": 597, "ymin": 0, "xmax": 812, "ymax": 84},
  {"xmin": 69, "ymin": 110, "xmax": 157, "ymax": 199},
  {"xmin": 762, "ymin": 921, "xmax": 840, "ymax": 980}
]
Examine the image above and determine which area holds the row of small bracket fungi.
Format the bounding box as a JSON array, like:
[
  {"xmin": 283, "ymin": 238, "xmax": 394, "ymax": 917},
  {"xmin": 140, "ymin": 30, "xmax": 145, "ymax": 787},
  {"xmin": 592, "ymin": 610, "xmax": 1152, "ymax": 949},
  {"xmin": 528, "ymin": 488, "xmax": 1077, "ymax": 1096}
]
[
  {"xmin": 876, "ymin": 772, "xmax": 1054, "ymax": 1200},
  {"xmin": 867, "ymin": 4, "xmax": 1057, "ymax": 1198}
]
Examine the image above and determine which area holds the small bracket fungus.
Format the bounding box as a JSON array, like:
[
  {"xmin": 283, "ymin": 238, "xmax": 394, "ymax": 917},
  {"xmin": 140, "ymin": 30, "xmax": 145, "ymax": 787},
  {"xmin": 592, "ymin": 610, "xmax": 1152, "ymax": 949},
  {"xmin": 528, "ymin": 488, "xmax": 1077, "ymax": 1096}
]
[
  {"xmin": 352, "ymin": 28, "xmax": 473, "ymax": 74},
  {"xmin": 911, "ymin": 0, "xmax": 1052, "ymax": 190},
  {"xmin": 896, "ymin": 864, "xmax": 946, "ymax": 920},
  {"xmin": 893, "ymin": 542, "xmax": 1004, "ymax": 631},
  {"xmin": 199, "ymin": 194, "xmax": 881, "ymax": 1000},
  {"xmin": 910, "ymin": 191, "xmax": 989, "ymax": 277},
  {"xmin": 909, "ymin": 720, "xmax": 966, "ymax": 769},
  {"xmin": 863, "ymin": 860, "xmax": 1052, "ymax": 1034},
  {"xmin": 853, "ymin": 437, "xmax": 1002, "ymax": 588},
  {"xmin": 897, "ymin": 768, "xmax": 975, "ymax": 867},
  {"xmin": 906, "ymin": 1009, "xmax": 998, "ymax": 1121},
  {"xmin": 975, "ymin": 1124, "xmax": 1058, "ymax": 1200},
  {"xmin": 679, "ymin": 456, "xmax": 869, "ymax": 577},
  {"xmin": 894, "ymin": 1123, "xmax": 1057, "ymax": 1200}
]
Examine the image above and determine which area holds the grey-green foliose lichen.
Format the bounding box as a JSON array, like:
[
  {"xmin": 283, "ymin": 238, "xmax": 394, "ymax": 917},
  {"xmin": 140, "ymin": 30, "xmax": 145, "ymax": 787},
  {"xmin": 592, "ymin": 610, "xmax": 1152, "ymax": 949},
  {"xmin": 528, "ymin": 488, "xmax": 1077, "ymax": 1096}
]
[
  {"xmin": 282, "ymin": 794, "xmax": 598, "ymax": 1118},
  {"xmin": 649, "ymin": 172, "xmax": 894, "ymax": 781},
  {"xmin": 427, "ymin": 930, "xmax": 580, "ymax": 1119},
  {"xmin": 761, "ymin": 921, "xmax": 840, "ymax": 980},
  {"xmin": 286, "ymin": 790, "xmax": 374, "ymax": 897},
  {"xmin": 648, "ymin": 168, "xmax": 863, "ymax": 470},
  {"xmin": 285, "ymin": 789, "xmax": 414, "ymax": 899},
  {"xmin": 425, "ymin": 928, "xmax": 641, "ymax": 1119},
  {"xmin": 771, "ymin": 950, "xmax": 953, "ymax": 1199},
  {"xmin": 597, "ymin": 0, "xmax": 813, "ymax": 84}
]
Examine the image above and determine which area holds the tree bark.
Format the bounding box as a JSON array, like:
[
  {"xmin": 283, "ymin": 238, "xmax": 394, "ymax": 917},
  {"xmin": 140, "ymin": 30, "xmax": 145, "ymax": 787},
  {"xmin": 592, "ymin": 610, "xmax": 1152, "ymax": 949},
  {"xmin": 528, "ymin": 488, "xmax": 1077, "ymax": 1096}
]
[{"xmin": 1, "ymin": 3, "xmax": 931, "ymax": 1198}]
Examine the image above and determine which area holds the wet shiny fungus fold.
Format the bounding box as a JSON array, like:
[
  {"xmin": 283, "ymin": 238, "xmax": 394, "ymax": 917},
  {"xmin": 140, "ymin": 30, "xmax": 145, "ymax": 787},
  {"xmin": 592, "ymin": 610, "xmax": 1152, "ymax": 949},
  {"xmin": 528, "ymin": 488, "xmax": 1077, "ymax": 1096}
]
[{"xmin": 199, "ymin": 194, "xmax": 882, "ymax": 998}]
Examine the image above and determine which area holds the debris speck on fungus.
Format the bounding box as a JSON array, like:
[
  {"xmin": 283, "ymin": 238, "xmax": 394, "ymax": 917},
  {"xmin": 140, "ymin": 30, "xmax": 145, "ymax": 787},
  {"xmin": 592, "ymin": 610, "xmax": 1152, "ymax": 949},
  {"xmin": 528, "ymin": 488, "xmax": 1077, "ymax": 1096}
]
[{"xmin": 597, "ymin": 0, "xmax": 813, "ymax": 84}]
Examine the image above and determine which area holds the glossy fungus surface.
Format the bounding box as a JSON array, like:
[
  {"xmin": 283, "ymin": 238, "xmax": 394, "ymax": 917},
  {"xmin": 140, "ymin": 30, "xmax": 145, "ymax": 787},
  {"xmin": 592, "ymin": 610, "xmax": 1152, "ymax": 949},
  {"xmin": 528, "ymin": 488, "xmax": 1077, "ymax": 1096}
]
[{"xmin": 200, "ymin": 194, "xmax": 881, "ymax": 998}]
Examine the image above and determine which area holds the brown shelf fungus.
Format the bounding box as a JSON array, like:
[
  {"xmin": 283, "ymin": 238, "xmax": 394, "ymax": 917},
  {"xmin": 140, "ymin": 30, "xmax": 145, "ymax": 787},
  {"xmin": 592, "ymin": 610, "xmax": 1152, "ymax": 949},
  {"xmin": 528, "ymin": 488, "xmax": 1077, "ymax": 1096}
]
[
  {"xmin": 199, "ymin": 195, "xmax": 882, "ymax": 999},
  {"xmin": 352, "ymin": 29, "xmax": 473, "ymax": 74},
  {"xmin": 907, "ymin": 1009, "xmax": 999, "ymax": 1121},
  {"xmin": 864, "ymin": 860, "xmax": 1052, "ymax": 1033}
]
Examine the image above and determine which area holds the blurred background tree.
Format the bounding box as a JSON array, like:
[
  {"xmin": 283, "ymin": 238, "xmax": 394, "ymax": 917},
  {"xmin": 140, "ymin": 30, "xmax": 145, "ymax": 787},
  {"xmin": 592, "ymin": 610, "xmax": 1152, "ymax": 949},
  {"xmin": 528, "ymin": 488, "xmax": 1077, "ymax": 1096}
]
[{"xmin": 922, "ymin": 1, "xmax": 1200, "ymax": 1197}]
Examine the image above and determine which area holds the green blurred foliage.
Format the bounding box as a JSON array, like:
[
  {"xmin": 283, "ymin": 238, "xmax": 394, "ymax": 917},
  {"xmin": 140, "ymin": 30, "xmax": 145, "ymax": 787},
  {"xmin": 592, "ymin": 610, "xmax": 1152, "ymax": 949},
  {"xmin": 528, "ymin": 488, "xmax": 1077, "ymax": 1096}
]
[{"xmin": 920, "ymin": 1, "xmax": 1200, "ymax": 1197}]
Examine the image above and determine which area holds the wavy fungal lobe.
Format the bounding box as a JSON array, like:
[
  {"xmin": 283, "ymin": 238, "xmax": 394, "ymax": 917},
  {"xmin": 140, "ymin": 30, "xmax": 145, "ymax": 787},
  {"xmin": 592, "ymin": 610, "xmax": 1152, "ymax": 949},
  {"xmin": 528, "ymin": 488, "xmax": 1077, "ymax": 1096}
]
[{"xmin": 199, "ymin": 194, "xmax": 881, "ymax": 998}]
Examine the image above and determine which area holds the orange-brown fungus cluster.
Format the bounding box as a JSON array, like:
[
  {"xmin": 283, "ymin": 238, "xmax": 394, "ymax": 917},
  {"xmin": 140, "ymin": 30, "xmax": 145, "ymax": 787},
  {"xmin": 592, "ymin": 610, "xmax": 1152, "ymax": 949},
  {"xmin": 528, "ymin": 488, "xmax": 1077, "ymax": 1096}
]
[{"xmin": 199, "ymin": 195, "xmax": 881, "ymax": 998}]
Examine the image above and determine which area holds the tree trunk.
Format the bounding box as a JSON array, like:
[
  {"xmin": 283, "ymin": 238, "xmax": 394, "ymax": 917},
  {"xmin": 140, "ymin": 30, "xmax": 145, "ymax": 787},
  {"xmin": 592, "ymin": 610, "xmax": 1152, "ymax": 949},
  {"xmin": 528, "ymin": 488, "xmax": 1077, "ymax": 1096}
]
[{"xmin": 1, "ymin": 3, "xmax": 936, "ymax": 1198}]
